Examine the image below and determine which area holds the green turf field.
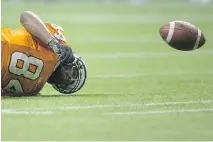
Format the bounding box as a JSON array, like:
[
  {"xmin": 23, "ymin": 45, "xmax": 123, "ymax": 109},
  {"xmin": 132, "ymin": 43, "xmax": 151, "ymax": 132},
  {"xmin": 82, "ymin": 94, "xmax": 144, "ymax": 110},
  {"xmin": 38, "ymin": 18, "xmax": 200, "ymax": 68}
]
[{"xmin": 1, "ymin": 0, "xmax": 213, "ymax": 141}]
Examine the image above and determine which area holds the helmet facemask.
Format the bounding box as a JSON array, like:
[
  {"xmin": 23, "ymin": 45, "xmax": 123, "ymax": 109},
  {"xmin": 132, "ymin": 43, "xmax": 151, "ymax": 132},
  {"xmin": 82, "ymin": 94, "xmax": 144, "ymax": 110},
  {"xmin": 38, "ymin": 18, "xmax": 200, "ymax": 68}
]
[{"xmin": 49, "ymin": 53, "xmax": 87, "ymax": 94}]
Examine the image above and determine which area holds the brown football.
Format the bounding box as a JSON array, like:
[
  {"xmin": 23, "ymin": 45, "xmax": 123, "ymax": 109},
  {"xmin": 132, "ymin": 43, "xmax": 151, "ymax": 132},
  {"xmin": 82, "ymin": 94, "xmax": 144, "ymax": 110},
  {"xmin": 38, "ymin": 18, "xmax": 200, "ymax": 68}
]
[{"xmin": 159, "ymin": 21, "xmax": 206, "ymax": 51}]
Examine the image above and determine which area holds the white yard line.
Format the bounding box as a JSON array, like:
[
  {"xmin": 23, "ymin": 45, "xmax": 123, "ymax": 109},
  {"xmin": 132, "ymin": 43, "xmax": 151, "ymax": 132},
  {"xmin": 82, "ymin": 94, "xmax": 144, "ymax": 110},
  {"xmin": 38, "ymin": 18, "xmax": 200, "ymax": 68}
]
[
  {"xmin": 1, "ymin": 109, "xmax": 53, "ymax": 115},
  {"xmin": 39, "ymin": 14, "xmax": 213, "ymax": 24},
  {"xmin": 58, "ymin": 100, "xmax": 213, "ymax": 110},
  {"xmin": 41, "ymin": 14, "xmax": 213, "ymax": 18},
  {"xmin": 3, "ymin": 100, "xmax": 213, "ymax": 111},
  {"xmin": 73, "ymin": 36, "xmax": 162, "ymax": 44},
  {"xmin": 89, "ymin": 73, "xmax": 143, "ymax": 78},
  {"xmin": 5, "ymin": 11, "xmax": 212, "ymax": 24},
  {"xmin": 105, "ymin": 108, "xmax": 213, "ymax": 116},
  {"xmin": 82, "ymin": 50, "xmax": 213, "ymax": 58},
  {"xmin": 89, "ymin": 71, "xmax": 213, "ymax": 78}
]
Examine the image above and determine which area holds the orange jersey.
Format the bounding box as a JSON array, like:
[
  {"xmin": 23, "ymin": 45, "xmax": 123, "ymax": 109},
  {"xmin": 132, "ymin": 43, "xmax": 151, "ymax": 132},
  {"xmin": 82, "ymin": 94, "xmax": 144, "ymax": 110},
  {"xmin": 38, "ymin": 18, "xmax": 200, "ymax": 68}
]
[{"xmin": 1, "ymin": 23, "xmax": 67, "ymax": 96}]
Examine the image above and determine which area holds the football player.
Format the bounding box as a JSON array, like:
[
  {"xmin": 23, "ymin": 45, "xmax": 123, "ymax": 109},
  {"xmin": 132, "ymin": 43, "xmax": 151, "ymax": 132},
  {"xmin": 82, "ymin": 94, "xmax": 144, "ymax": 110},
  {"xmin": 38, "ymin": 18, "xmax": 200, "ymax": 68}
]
[{"xmin": 1, "ymin": 11, "xmax": 87, "ymax": 96}]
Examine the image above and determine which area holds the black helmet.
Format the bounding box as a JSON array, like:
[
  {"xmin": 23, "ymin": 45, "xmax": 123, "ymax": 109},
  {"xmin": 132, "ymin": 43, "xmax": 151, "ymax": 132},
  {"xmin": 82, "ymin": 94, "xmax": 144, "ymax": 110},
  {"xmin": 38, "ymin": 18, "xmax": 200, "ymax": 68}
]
[{"xmin": 48, "ymin": 52, "xmax": 87, "ymax": 94}]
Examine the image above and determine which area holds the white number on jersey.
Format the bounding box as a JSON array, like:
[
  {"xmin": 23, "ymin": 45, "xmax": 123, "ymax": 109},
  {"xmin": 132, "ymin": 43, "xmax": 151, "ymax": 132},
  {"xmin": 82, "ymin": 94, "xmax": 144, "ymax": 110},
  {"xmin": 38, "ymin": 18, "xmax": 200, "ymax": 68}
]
[
  {"xmin": 9, "ymin": 52, "xmax": 44, "ymax": 80},
  {"xmin": 6, "ymin": 52, "xmax": 44, "ymax": 93},
  {"xmin": 5, "ymin": 80, "xmax": 24, "ymax": 93}
]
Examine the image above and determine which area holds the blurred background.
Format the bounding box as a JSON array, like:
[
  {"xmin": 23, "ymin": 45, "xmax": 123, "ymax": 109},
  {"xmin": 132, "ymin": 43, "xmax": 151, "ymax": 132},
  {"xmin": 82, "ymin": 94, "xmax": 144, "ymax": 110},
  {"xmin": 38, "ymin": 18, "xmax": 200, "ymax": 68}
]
[
  {"xmin": 2, "ymin": 0, "xmax": 213, "ymax": 141},
  {"xmin": 2, "ymin": 0, "xmax": 212, "ymax": 77}
]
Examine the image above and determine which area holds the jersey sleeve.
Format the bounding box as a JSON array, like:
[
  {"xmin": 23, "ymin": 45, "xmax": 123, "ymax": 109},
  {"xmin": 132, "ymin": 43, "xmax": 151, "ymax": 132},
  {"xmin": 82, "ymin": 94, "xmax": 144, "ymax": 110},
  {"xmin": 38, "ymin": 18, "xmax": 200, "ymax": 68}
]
[{"xmin": 45, "ymin": 23, "xmax": 67, "ymax": 45}]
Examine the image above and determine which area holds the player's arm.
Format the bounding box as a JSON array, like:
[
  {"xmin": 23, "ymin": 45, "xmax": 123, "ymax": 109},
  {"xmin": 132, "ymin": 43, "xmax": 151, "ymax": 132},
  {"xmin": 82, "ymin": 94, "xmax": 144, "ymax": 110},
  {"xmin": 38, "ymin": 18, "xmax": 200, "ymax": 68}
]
[
  {"xmin": 20, "ymin": 11, "xmax": 54, "ymax": 46},
  {"xmin": 20, "ymin": 11, "xmax": 74, "ymax": 64},
  {"xmin": 20, "ymin": 11, "xmax": 61, "ymax": 54}
]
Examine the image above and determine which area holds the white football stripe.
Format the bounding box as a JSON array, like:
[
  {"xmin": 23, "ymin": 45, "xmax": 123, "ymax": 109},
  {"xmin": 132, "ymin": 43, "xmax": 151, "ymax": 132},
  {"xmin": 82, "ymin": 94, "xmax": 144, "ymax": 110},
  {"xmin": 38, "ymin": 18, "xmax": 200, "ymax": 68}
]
[
  {"xmin": 166, "ymin": 21, "xmax": 175, "ymax": 43},
  {"xmin": 194, "ymin": 28, "xmax": 202, "ymax": 50}
]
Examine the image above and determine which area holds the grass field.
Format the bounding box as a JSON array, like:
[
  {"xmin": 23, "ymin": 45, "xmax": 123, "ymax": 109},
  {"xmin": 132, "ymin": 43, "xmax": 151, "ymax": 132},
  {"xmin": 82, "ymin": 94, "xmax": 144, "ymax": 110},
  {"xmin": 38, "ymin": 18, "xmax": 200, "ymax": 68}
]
[{"xmin": 1, "ymin": 0, "xmax": 213, "ymax": 141}]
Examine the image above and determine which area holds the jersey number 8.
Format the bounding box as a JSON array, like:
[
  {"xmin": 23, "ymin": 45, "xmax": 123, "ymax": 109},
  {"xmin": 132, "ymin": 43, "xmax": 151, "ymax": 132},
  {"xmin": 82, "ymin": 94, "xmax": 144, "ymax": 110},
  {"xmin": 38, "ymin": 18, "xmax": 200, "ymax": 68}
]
[{"xmin": 5, "ymin": 52, "xmax": 44, "ymax": 93}]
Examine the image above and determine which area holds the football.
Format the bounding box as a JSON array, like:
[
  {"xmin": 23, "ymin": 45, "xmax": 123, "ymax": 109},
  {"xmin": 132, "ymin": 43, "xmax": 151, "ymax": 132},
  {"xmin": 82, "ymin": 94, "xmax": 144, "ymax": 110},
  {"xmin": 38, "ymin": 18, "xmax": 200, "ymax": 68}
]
[{"xmin": 159, "ymin": 21, "xmax": 206, "ymax": 51}]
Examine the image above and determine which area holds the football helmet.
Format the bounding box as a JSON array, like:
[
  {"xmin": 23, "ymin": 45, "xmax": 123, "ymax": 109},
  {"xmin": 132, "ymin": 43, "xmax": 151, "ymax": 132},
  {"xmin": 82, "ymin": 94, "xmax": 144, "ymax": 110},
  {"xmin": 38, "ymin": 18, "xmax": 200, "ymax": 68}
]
[{"xmin": 48, "ymin": 52, "xmax": 87, "ymax": 94}]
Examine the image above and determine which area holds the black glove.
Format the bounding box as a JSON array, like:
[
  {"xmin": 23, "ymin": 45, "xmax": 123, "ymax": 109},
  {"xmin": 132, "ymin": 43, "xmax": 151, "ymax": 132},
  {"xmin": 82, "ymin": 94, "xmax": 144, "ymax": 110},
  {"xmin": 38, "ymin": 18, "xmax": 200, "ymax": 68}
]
[{"xmin": 48, "ymin": 39, "xmax": 74, "ymax": 65}]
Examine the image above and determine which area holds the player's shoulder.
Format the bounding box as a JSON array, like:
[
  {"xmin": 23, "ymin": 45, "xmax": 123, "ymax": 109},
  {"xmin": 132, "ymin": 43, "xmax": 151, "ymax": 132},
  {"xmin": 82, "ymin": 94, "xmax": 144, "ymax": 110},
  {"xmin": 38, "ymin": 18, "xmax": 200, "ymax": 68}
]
[
  {"xmin": 45, "ymin": 23, "xmax": 64, "ymax": 32},
  {"xmin": 1, "ymin": 27, "xmax": 24, "ymax": 43},
  {"xmin": 45, "ymin": 23, "xmax": 67, "ymax": 44},
  {"xmin": 1, "ymin": 27, "xmax": 11, "ymax": 31},
  {"xmin": 1, "ymin": 27, "xmax": 12, "ymax": 37}
]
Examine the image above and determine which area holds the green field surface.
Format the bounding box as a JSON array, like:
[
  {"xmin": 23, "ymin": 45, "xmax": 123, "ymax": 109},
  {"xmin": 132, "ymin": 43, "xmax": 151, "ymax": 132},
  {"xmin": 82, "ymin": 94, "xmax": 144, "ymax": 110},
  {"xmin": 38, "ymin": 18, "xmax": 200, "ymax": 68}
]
[{"xmin": 2, "ymin": 0, "xmax": 213, "ymax": 141}]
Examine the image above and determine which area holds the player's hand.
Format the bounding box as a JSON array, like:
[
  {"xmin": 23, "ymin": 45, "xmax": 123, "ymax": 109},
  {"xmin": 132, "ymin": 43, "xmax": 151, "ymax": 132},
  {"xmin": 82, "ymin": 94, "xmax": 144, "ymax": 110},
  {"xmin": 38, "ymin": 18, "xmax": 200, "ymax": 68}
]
[
  {"xmin": 58, "ymin": 44, "xmax": 74, "ymax": 65},
  {"xmin": 48, "ymin": 39, "xmax": 74, "ymax": 65}
]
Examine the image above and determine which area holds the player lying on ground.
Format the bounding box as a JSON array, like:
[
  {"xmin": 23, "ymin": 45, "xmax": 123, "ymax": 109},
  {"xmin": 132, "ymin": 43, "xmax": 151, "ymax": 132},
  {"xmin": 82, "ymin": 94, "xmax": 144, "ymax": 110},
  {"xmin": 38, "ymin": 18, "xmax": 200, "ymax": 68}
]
[{"xmin": 1, "ymin": 11, "xmax": 87, "ymax": 96}]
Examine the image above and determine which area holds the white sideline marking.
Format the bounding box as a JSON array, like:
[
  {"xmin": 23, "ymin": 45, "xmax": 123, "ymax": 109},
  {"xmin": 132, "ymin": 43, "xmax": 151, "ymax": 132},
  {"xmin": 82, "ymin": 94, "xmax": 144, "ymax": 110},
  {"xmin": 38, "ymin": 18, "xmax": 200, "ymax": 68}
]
[
  {"xmin": 105, "ymin": 108, "xmax": 213, "ymax": 116},
  {"xmin": 3, "ymin": 100, "xmax": 213, "ymax": 111},
  {"xmin": 1, "ymin": 109, "xmax": 53, "ymax": 115},
  {"xmin": 82, "ymin": 50, "xmax": 213, "ymax": 59},
  {"xmin": 89, "ymin": 71, "xmax": 213, "ymax": 78},
  {"xmin": 166, "ymin": 21, "xmax": 175, "ymax": 43}
]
